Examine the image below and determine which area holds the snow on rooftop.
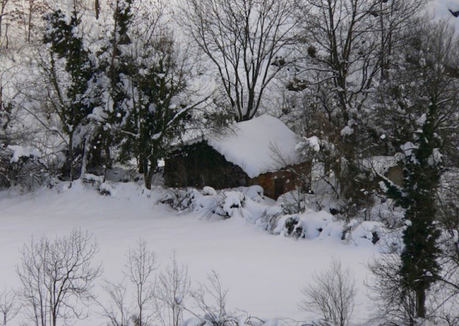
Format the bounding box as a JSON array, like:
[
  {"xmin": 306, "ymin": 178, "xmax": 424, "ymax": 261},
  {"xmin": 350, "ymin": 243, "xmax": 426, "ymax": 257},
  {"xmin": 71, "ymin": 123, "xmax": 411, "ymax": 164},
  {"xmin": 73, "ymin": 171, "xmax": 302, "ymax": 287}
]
[{"xmin": 206, "ymin": 115, "xmax": 301, "ymax": 178}]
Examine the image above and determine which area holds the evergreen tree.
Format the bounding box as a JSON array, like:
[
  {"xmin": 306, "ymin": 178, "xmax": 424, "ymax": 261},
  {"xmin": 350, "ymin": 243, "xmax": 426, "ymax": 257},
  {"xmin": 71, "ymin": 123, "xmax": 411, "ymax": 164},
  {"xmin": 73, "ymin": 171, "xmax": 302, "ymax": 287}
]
[
  {"xmin": 120, "ymin": 34, "xmax": 192, "ymax": 189},
  {"xmin": 96, "ymin": 0, "xmax": 204, "ymax": 189},
  {"xmin": 88, "ymin": 0, "xmax": 134, "ymax": 171},
  {"xmin": 379, "ymin": 21, "xmax": 459, "ymax": 322},
  {"xmin": 397, "ymin": 108, "xmax": 442, "ymax": 320},
  {"xmin": 43, "ymin": 8, "xmax": 97, "ymax": 181}
]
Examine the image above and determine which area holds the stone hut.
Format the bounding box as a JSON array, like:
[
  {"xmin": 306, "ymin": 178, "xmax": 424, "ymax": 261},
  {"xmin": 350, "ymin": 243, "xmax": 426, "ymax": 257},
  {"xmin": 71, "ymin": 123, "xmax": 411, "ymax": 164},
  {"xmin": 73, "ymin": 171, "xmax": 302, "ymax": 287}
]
[{"xmin": 164, "ymin": 115, "xmax": 309, "ymax": 199}]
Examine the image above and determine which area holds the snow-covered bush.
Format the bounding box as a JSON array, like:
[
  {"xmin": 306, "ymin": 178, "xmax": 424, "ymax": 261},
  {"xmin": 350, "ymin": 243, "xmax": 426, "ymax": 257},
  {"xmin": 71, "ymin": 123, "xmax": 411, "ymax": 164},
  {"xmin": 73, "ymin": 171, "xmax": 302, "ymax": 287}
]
[
  {"xmin": 220, "ymin": 191, "xmax": 245, "ymax": 218},
  {"xmin": 158, "ymin": 186, "xmax": 266, "ymax": 220},
  {"xmin": 202, "ymin": 186, "xmax": 218, "ymax": 196},
  {"xmin": 193, "ymin": 189, "xmax": 252, "ymax": 219},
  {"xmin": 282, "ymin": 216, "xmax": 305, "ymax": 239},
  {"xmin": 239, "ymin": 185, "xmax": 265, "ymax": 202},
  {"xmin": 158, "ymin": 188, "xmax": 199, "ymax": 211},
  {"xmin": 367, "ymin": 196, "xmax": 405, "ymax": 229},
  {"xmin": 158, "ymin": 185, "xmax": 394, "ymax": 248},
  {"xmin": 81, "ymin": 174, "xmax": 117, "ymax": 196},
  {"xmin": 278, "ymin": 190, "xmax": 307, "ymax": 215},
  {"xmin": 159, "ymin": 187, "xmax": 242, "ymax": 217},
  {"xmin": 274, "ymin": 211, "xmax": 335, "ymax": 240},
  {"xmin": 342, "ymin": 219, "xmax": 384, "ymax": 246},
  {"xmin": 256, "ymin": 206, "xmax": 284, "ymax": 232},
  {"xmin": 0, "ymin": 145, "xmax": 47, "ymax": 190}
]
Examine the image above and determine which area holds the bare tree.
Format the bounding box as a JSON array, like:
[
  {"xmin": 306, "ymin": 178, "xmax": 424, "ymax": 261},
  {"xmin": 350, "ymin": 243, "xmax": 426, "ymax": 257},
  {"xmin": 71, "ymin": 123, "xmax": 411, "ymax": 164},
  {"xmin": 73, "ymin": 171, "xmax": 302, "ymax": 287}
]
[
  {"xmin": 299, "ymin": 0, "xmax": 424, "ymax": 124},
  {"xmin": 0, "ymin": 287, "xmax": 20, "ymax": 325},
  {"xmin": 97, "ymin": 239, "xmax": 157, "ymax": 326},
  {"xmin": 153, "ymin": 252, "xmax": 190, "ymax": 326},
  {"xmin": 126, "ymin": 238, "xmax": 158, "ymax": 326},
  {"xmin": 293, "ymin": 0, "xmax": 426, "ymax": 219},
  {"xmin": 98, "ymin": 280, "xmax": 132, "ymax": 326},
  {"xmin": 12, "ymin": 0, "xmax": 48, "ymax": 43},
  {"xmin": 179, "ymin": 0, "xmax": 300, "ymax": 121},
  {"xmin": 16, "ymin": 229, "xmax": 101, "ymax": 326},
  {"xmin": 0, "ymin": 0, "xmax": 11, "ymax": 47},
  {"xmin": 433, "ymin": 171, "xmax": 459, "ymax": 325},
  {"xmin": 300, "ymin": 258, "xmax": 356, "ymax": 326},
  {"xmin": 367, "ymin": 253, "xmax": 418, "ymax": 326},
  {"xmin": 190, "ymin": 271, "xmax": 238, "ymax": 326}
]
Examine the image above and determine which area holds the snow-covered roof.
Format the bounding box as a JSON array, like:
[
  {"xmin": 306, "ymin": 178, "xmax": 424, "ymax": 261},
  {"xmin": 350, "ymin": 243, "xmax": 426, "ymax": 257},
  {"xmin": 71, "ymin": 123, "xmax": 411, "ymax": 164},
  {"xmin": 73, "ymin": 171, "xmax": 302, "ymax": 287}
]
[{"xmin": 204, "ymin": 115, "xmax": 301, "ymax": 178}]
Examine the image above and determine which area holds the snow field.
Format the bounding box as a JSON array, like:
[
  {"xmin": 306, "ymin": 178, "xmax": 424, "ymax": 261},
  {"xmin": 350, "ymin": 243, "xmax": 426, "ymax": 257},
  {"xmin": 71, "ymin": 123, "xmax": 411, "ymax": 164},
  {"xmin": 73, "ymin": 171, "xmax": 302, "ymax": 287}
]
[{"xmin": 0, "ymin": 182, "xmax": 378, "ymax": 325}]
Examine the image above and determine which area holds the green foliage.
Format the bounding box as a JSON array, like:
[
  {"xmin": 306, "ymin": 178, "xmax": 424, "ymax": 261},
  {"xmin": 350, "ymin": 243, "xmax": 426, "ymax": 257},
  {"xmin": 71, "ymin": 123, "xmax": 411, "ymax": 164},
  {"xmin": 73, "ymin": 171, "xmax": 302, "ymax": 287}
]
[
  {"xmin": 378, "ymin": 21, "xmax": 459, "ymax": 318},
  {"xmin": 399, "ymin": 106, "xmax": 442, "ymax": 318},
  {"xmin": 44, "ymin": 9, "xmax": 97, "ymax": 127},
  {"xmin": 43, "ymin": 9, "xmax": 94, "ymax": 124},
  {"xmin": 118, "ymin": 33, "xmax": 192, "ymax": 189},
  {"xmin": 42, "ymin": 8, "xmax": 99, "ymax": 180}
]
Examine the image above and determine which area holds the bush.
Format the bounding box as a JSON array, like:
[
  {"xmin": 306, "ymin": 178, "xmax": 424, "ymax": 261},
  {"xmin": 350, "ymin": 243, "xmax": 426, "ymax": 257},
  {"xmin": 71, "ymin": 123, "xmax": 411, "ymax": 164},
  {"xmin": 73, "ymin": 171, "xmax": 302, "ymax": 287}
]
[
  {"xmin": 0, "ymin": 145, "xmax": 47, "ymax": 190},
  {"xmin": 158, "ymin": 187, "xmax": 252, "ymax": 219},
  {"xmin": 300, "ymin": 258, "xmax": 357, "ymax": 326},
  {"xmin": 158, "ymin": 188, "xmax": 198, "ymax": 211},
  {"xmin": 283, "ymin": 216, "xmax": 305, "ymax": 239},
  {"xmin": 278, "ymin": 189, "xmax": 307, "ymax": 215},
  {"xmin": 257, "ymin": 207, "xmax": 284, "ymax": 232}
]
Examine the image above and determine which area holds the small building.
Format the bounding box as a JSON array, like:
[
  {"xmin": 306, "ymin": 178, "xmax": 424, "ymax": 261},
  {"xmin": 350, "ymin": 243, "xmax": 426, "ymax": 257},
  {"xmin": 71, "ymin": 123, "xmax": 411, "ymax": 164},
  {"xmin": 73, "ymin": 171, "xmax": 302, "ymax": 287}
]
[{"xmin": 164, "ymin": 115, "xmax": 310, "ymax": 199}]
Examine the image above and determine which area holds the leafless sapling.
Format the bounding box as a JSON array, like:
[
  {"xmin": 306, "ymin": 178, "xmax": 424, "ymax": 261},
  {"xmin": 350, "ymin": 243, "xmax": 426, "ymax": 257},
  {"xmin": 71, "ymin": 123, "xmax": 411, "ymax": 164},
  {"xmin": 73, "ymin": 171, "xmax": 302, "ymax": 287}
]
[
  {"xmin": 0, "ymin": 287, "xmax": 20, "ymax": 325},
  {"xmin": 126, "ymin": 238, "xmax": 158, "ymax": 326},
  {"xmin": 300, "ymin": 258, "xmax": 357, "ymax": 326},
  {"xmin": 153, "ymin": 252, "xmax": 190, "ymax": 326},
  {"xmin": 16, "ymin": 229, "xmax": 101, "ymax": 326}
]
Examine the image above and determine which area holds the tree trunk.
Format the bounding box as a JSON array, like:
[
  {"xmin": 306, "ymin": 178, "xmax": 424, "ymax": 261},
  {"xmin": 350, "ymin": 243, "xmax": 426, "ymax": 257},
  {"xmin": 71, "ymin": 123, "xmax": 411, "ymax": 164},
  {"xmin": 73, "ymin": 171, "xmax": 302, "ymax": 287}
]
[
  {"xmin": 144, "ymin": 161, "xmax": 154, "ymax": 190},
  {"xmin": 80, "ymin": 133, "xmax": 91, "ymax": 177},
  {"xmin": 27, "ymin": 1, "xmax": 32, "ymax": 43},
  {"xmin": 416, "ymin": 287, "xmax": 426, "ymax": 319},
  {"xmin": 94, "ymin": 0, "xmax": 100, "ymax": 19},
  {"xmin": 69, "ymin": 131, "xmax": 74, "ymax": 185},
  {"xmin": 0, "ymin": 4, "xmax": 4, "ymax": 42},
  {"xmin": 144, "ymin": 167, "xmax": 151, "ymax": 190},
  {"xmin": 144, "ymin": 150, "xmax": 158, "ymax": 190}
]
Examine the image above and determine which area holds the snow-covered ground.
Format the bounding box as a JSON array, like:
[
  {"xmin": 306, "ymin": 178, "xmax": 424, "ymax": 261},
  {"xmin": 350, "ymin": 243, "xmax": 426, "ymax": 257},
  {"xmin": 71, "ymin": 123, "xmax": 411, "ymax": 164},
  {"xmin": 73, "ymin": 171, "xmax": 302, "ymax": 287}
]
[{"xmin": 0, "ymin": 182, "xmax": 379, "ymax": 326}]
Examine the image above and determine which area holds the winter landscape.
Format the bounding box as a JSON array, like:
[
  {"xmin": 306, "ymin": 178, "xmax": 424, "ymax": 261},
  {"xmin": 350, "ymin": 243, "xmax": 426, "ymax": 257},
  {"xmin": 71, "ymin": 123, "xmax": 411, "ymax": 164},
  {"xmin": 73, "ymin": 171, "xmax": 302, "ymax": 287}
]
[{"xmin": 1, "ymin": 0, "xmax": 459, "ymax": 325}]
